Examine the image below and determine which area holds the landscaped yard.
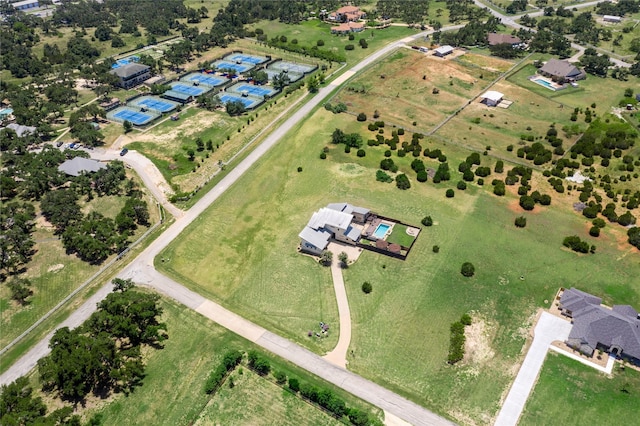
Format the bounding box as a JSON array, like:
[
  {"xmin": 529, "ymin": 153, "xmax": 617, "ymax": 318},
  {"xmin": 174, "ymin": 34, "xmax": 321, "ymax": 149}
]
[
  {"xmin": 385, "ymin": 224, "xmax": 416, "ymax": 248},
  {"xmin": 83, "ymin": 296, "xmax": 380, "ymax": 425},
  {"xmin": 157, "ymin": 102, "xmax": 640, "ymax": 424},
  {"xmin": 520, "ymin": 353, "xmax": 640, "ymax": 425}
]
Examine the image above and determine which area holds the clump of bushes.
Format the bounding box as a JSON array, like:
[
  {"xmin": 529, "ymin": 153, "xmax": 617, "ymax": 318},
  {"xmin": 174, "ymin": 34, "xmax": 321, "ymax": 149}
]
[
  {"xmin": 204, "ymin": 350, "xmax": 243, "ymax": 394},
  {"xmin": 563, "ymin": 235, "xmax": 595, "ymax": 254},
  {"xmin": 247, "ymin": 350, "xmax": 271, "ymax": 375},
  {"xmin": 448, "ymin": 313, "xmax": 472, "ymax": 364},
  {"xmin": 376, "ymin": 170, "xmax": 393, "ymax": 183},
  {"xmin": 324, "ymin": 102, "xmax": 347, "ymax": 114}
]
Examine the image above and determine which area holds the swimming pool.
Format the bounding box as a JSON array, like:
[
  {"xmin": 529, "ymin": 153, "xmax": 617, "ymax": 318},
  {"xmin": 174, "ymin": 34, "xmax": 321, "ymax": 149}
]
[
  {"xmin": 531, "ymin": 77, "xmax": 558, "ymax": 91},
  {"xmin": 373, "ymin": 223, "xmax": 391, "ymax": 239}
]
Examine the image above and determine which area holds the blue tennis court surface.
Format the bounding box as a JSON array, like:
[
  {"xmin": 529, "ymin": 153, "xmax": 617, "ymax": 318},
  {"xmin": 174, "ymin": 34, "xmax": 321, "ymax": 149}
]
[
  {"xmin": 226, "ymin": 53, "xmax": 267, "ymax": 64},
  {"xmin": 112, "ymin": 55, "xmax": 140, "ymax": 69},
  {"xmin": 170, "ymin": 83, "xmax": 206, "ymax": 96},
  {"xmin": 133, "ymin": 97, "xmax": 178, "ymax": 113},
  {"xmin": 112, "ymin": 109, "xmax": 154, "ymax": 125},
  {"xmin": 230, "ymin": 84, "xmax": 276, "ymax": 97},
  {"xmin": 182, "ymin": 73, "xmax": 227, "ymax": 87},
  {"xmin": 219, "ymin": 94, "xmax": 259, "ymax": 108},
  {"xmin": 213, "ymin": 61, "xmax": 252, "ymax": 73}
]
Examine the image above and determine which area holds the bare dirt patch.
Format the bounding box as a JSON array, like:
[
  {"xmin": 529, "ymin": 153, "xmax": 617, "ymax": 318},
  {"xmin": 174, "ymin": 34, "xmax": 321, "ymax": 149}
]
[
  {"xmin": 47, "ymin": 263, "xmax": 65, "ymax": 273},
  {"xmin": 464, "ymin": 317, "xmax": 495, "ymax": 366}
]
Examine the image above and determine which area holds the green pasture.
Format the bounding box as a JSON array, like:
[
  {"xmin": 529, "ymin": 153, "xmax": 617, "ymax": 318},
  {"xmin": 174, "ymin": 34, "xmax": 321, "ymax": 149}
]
[
  {"xmin": 158, "ymin": 102, "xmax": 640, "ymax": 424},
  {"xmin": 520, "ymin": 353, "xmax": 640, "ymax": 425},
  {"xmin": 87, "ymin": 296, "xmax": 379, "ymax": 425}
]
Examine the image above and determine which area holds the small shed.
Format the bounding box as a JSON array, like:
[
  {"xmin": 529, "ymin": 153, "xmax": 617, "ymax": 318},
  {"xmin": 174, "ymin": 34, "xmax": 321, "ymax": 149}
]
[
  {"xmin": 603, "ymin": 15, "xmax": 621, "ymax": 23},
  {"xmin": 434, "ymin": 45, "xmax": 454, "ymax": 57},
  {"xmin": 480, "ymin": 90, "xmax": 504, "ymax": 107}
]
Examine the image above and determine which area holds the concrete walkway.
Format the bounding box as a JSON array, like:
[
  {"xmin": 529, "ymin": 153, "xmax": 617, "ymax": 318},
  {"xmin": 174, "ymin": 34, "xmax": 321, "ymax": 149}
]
[
  {"xmin": 549, "ymin": 345, "xmax": 616, "ymax": 374},
  {"xmin": 494, "ymin": 312, "xmax": 573, "ymax": 426},
  {"xmin": 323, "ymin": 259, "xmax": 352, "ymax": 368}
]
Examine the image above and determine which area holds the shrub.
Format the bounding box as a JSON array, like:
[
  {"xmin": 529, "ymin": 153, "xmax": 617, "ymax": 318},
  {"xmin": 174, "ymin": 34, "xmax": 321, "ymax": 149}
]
[
  {"xmin": 446, "ymin": 189, "xmax": 455, "ymax": 198},
  {"xmin": 422, "ymin": 216, "xmax": 433, "ymax": 226},
  {"xmin": 515, "ymin": 216, "xmax": 527, "ymax": 228},
  {"xmin": 317, "ymin": 39, "xmax": 325, "ymax": 46},
  {"xmin": 247, "ymin": 350, "xmax": 271, "ymax": 375},
  {"xmin": 563, "ymin": 235, "xmax": 590, "ymax": 253},
  {"xmin": 376, "ymin": 170, "xmax": 393, "ymax": 183},
  {"xmin": 345, "ymin": 44, "xmax": 355, "ymax": 50},
  {"xmin": 628, "ymin": 227, "xmax": 640, "ymax": 249},
  {"xmin": 396, "ymin": 173, "xmax": 411, "ymax": 190},
  {"xmin": 519, "ymin": 195, "xmax": 535, "ymax": 211},
  {"xmin": 288, "ymin": 377, "xmax": 300, "ymax": 392},
  {"xmin": 320, "ymin": 152, "xmax": 327, "ymax": 159},
  {"xmin": 274, "ymin": 370, "xmax": 287, "ymax": 384},
  {"xmin": 448, "ymin": 320, "xmax": 466, "ymax": 364},
  {"xmin": 362, "ymin": 281, "xmax": 372, "ymax": 294},
  {"xmin": 357, "ymin": 149, "xmax": 366, "ymax": 157},
  {"xmin": 416, "ymin": 170, "xmax": 428, "ymax": 182},
  {"xmin": 461, "ymin": 262, "xmax": 475, "ymax": 277},
  {"xmin": 204, "ymin": 350, "xmax": 242, "ymax": 394},
  {"xmin": 432, "ymin": 245, "xmax": 440, "ymax": 253},
  {"xmin": 357, "ymin": 112, "xmax": 367, "ymax": 121},
  {"xmin": 589, "ymin": 226, "xmax": 601, "ymax": 237},
  {"xmin": 460, "ymin": 313, "xmax": 472, "ymax": 326},
  {"xmin": 457, "ymin": 181, "xmax": 467, "ymax": 190},
  {"xmin": 297, "ymin": 166, "xmax": 303, "ymax": 172}
]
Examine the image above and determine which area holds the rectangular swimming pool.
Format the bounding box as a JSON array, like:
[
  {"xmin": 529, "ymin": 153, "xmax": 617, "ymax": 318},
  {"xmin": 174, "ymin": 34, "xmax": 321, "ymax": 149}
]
[
  {"xmin": 373, "ymin": 223, "xmax": 391, "ymax": 239},
  {"xmin": 531, "ymin": 77, "xmax": 558, "ymax": 91}
]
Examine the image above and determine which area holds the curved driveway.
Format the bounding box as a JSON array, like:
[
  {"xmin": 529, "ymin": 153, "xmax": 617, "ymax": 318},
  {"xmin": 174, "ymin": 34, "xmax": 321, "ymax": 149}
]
[{"xmin": 2, "ymin": 28, "xmax": 458, "ymax": 426}]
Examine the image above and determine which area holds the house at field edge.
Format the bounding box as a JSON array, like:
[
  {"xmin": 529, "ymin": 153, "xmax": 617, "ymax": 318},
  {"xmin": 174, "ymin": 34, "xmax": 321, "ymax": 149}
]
[
  {"xmin": 328, "ymin": 5, "xmax": 366, "ymax": 22},
  {"xmin": 331, "ymin": 21, "xmax": 365, "ymax": 34},
  {"xmin": 487, "ymin": 33, "xmax": 522, "ymax": 47},
  {"xmin": 109, "ymin": 63, "xmax": 151, "ymax": 89},
  {"xmin": 538, "ymin": 59, "xmax": 586, "ymax": 82},
  {"xmin": 299, "ymin": 203, "xmax": 370, "ymax": 256},
  {"xmin": 559, "ymin": 288, "xmax": 640, "ymax": 365}
]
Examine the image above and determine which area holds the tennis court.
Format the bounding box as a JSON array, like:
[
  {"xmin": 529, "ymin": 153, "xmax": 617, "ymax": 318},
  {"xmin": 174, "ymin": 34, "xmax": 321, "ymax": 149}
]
[
  {"xmin": 129, "ymin": 96, "xmax": 179, "ymax": 113},
  {"xmin": 107, "ymin": 106, "xmax": 158, "ymax": 126},
  {"xmin": 112, "ymin": 55, "xmax": 140, "ymax": 69},
  {"xmin": 169, "ymin": 83, "xmax": 208, "ymax": 96},
  {"xmin": 212, "ymin": 60, "xmax": 253, "ymax": 74},
  {"xmin": 267, "ymin": 60, "xmax": 315, "ymax": 75},
  {"xmin": 219, "ymin": 94, "xmax": 261, "ymax": 109},
  {"xmin": 228, "ymin": 83, "xmax": 277, "ymax": 97},
  {"xmin": 181, "ymin": 73, "xmax": 227, "ymax": 87},
  {"xmin": 225, "ymin": 53, "xmax": 268, "ymax": 65}
]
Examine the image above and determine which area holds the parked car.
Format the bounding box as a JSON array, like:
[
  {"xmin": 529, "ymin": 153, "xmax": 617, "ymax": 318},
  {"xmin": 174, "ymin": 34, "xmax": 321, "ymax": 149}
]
[
  {"xmin": 69, "ymin": 143, "xmax": 77, "ymax": 149},
  {"xmin": 120, "ymin": 148, "xmax": 128, "ymax": 156},
  {"xmin": 56, "ymin": 141, "xmax": 63, "ymax": 147}
]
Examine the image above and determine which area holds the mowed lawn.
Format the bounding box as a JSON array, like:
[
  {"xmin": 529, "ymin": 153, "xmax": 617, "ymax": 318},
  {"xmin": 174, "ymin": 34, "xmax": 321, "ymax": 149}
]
[
  {"xmin": 436, "ymin": 78, "xmax": 582, "ymax": 157},
  {"xmin": 157, "ymin": 101, "xmax": 640, "ymax": 425},
  {"xmin": 87, "ymin": 297, "xmax": 377, "ymax": 425},
  {"xmin": 520, "ymin": 353, "xmax": 640, "ymax": 425},
  {"xmin": 194, "ymin": 371, "xmax": 341, "ymax": 426},
  {"xmin": 332, "ymin": 49, "xmax": 502, "ymax": 133}
]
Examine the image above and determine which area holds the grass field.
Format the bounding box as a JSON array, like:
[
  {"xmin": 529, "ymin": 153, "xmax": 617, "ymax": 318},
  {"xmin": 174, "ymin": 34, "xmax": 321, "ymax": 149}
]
[
  {"xmin": 195, "ymin": 370, "xmax": 341, "ymax": 425},
  {"xmin": 520, "ymin": 353, "xmax": 640, "ymax": 425},
  {"xmin": 157, "ymin": 101, "xmax": 640, "ymax": 424},
  {"xmin": 85, "ymin": 296, "xmax": 379, "ymax": 425},
  {"xmin": 0, "ymin": 174, "xmax": 160, "ymax": 348},
  {"xmin": 435, "ymin": 78, "xmax": 581, "ymax": 157},
  {"xmin": 385, "ymin": 224, "xmax": 415, "ymax": 248},
  {"xmin": 331, "ymin": 49, "xmax": 506, "ymax": 134}
]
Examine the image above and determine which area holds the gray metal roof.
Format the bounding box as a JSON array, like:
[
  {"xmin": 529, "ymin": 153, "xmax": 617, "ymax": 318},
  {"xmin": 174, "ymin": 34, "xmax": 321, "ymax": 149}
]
[
  {"xmin": 58, "ymin": 157, "xmax": 106, "ymax": 176},
  {"xmin": 109, "ymin": 63, "xmax": 150, "ymax": 79},
  {"xmin": 4, "ymin": 123, "xmax": 36, "ymax": 137},
  {"xmin": 308, "ymin": 208, "xmax": 353, "ymax": 231},
  {"xmin": 327, "ymin": 202, "xmax": 370, "ymax": 216},
  {"xmin": 298, "ymin": 227, "xmax": 331, "ymax": 250},
  {"xmin": 162, "ymin": 90, "xmax": 192, "ymax": 101},
  {"xmin": 345, "ymin": 226, "xmax": 361, "ymax": 241}
]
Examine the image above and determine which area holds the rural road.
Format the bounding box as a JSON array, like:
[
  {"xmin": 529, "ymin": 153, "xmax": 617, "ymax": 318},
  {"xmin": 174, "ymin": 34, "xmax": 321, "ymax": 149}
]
[
  {"xmin": 494, "ymin": 312, "xmax": 573, "ymax": 426},
  {"xmin": 1, "ymin": 28, "xmax": 460, "ymax": 426}
]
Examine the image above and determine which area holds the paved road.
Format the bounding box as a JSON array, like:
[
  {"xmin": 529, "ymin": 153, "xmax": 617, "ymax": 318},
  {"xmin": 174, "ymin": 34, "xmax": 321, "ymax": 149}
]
[
  {"xmin": 1, "ymin": 28, "xmax": 459, "ymax": 425},
  {"xmin": 494, "ymin": 312, "xmax": 573, "ymax": 426},
  {"xmin": 474, "ymin": 0, "xmax": 631, "ymax": 67}
]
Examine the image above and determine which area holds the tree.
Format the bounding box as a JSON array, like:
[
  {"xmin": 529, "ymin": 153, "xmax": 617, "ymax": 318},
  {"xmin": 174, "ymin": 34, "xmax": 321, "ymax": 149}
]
[
  {"xmin": 515, "ymin": 216, "xmax": 527, "ymax": 228},
  {"xmin": 357, "ymin": 112, "xmax": 367, "ymax": 121},
  {"xmin": 396, "ymin": 173, "xmax": 411, "ymax": 190},
  {"xmin": 8, "ymin": 278, "xmax": 33, "ymax": 305},
  {"xmin": 272, "ymin": 71, "xmax": 290, "ymax": 90},
  {"xmin": 307, "ymin": 75, "xmax": 319, "ymax": 93},
  {"xmin": 362, "ymin": 282, "xmax": 372, "ymax": 294},
  {"xmin": 0, "ymin": 377, "xmax": 48, "ymax": 425},
  {"xmin": 461, "ymin": 262, "xmax": 475, "ymax": 277},
  {"xmin": 445, "ymin": 188, "xmax": 455, "ymax": 198},
  {"xmin": 41, "ymin": 190, "xmax": 82, "ymax": 233},
  {"xmin": 320, "ymin": 250, "xmax": 332, "ymax": 266},
  {"xmin": 519, "ymin": 195, "xmax": 536, "ymax": 211},
  {"xmin": 338, "ymin": 252, "xmax": 348, "ymax": 268},
  {"xmin": 123, "ymin": 120, "xmax": 133, "ymax": 133},
  {"xmin": 225, "ymin": 100, "xmax": 246, "ymax": 116},
  {"xmin": 421, "ymin": 216, "xmax": 433, "ymax": 226}
]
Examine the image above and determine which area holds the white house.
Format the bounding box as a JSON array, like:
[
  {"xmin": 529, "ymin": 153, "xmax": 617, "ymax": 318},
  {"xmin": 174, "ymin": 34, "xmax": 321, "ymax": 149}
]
[
  {"xmin": 480, "ymin": 90, "xmax": 504, "ymax": 107},
  {"xmin": 299, "ymin": 203, "xmax": 370, "ymax": 255}
]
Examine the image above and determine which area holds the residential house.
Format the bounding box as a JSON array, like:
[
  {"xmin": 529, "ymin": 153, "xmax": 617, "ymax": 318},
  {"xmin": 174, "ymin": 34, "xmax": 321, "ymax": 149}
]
[
  {"xmin": 2, "ymin": 123, "xmax": 37, "ymax": 137},
  {"xmin": 559, "ymin": 288, "xmax": 640, "ymax": 364},
  {"xmin": 434, "ymin": 45, "xmax": 454, "ymax": 57},
  {"xmin": 299, "ymin": 203, "xmax": 371, "ymax": 255},
  {"xmin": 328, "ymin": 5, "xmax": 366, "ymax": 22},
  {"xmin": 331, "ymin": 21, "xmax": 365, "ymax": 34},
  {"xmin": 109, "ymin": 63, "xmax": 151, "ymax": 89},
  {"xmin": 58, "ymin": 157, "xmax": 107, "ymax": 177},
  {"xmin": 487, "ymin": 33, "xmax": 522, "ymax": 47},
  {"xmin": 538, "ymin": 59, "xmax": 586, "ymax": 82}
]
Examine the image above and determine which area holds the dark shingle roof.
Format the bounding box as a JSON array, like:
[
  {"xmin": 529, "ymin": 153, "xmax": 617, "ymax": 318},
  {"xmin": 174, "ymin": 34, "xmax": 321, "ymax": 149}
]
[
  {"xmin": 540, "ymin": 59, "xmax": 583, "ymax": 78},
  {"xmin": 487, "ymin": 33, "xmax": 521, "ymax": 46},
  {"xmin": 562, "ymin": 288, "xmax": 640, "ymax": 359},
  {"xmin": 109, "ymin": 63, "xmax": 150, "ymax": 79}
]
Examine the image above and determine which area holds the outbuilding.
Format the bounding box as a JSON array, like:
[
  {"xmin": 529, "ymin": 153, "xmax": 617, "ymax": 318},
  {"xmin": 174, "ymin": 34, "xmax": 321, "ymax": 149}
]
[
  {"xmin": 603, "ymin": 15, "xmax": 622, "ymax": 23},
  {"xmin": 434, "ymin": 45, "xmax": 454, "ymax": 57},
  {"xmin": 480, "ymin": 90, "xmax": 504, "ymax": 107}
]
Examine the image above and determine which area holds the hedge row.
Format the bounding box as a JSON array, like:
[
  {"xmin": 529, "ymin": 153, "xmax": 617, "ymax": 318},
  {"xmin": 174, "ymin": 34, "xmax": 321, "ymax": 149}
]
[
  {"xmin": 204, "ymin": 350, "xmax": 243, "ymax": 394},
  {"xmin": 447, "ymin": 314, "xmax": 471, "ymax": 365}
]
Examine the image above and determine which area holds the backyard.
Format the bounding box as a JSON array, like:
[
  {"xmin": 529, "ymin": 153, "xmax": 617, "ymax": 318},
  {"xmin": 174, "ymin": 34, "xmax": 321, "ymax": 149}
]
[
  {"xmin": 157, "ymin": 103, "xmax": 640, "ymax": 424},
  {"xmin": 520, "ymin": 353, "xmax": 640, "ymax": 425}
]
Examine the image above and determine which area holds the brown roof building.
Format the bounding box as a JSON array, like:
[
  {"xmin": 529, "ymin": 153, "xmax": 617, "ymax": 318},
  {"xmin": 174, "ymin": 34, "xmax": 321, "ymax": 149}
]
[{"xmin": 487, "ymin": 33, "xmax": 522, "ymax": 46}]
